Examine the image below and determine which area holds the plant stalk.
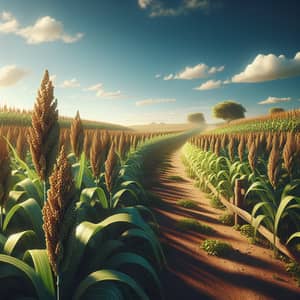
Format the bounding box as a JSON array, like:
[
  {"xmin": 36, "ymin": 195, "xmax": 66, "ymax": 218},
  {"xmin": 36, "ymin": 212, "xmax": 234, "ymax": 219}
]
[
  {"xmin": 43, "ymin": 180, "xmax": 47, "ymax": 203},
  {"xmin": 56, "ymin": 274, "xmax": 60, "ymax": 300},
  {"xmin": 0, "ymin": 206, "xmax": 3, "ymax": 231},
  {"xmin": 109, "ymin": 192, "xmax": 113, "ymax": 209}
]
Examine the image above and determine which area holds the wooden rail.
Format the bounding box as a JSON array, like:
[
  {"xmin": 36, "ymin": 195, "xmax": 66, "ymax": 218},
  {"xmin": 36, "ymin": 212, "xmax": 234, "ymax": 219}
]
[{"xmin": 206, "ymin": 180, "xmax": 300, "ymax": 264}]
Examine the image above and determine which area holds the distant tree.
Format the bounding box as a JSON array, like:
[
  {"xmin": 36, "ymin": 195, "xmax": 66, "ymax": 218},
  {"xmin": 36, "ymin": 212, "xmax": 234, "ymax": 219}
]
[
  {"xmin": 269, "ymin": 107, "xmax": 285, "ymax": 114},
  {"xmin": 212, "ymin": 100, "xmax": 246, "ymax": 122},
  {"xmin": 187, "ymin": 113, "xmax": 206, "ymax": 124}
]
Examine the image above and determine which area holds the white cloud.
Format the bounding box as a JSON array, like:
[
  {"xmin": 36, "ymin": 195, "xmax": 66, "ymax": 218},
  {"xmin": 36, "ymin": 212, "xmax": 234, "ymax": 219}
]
[
  {"xmin": 17, "ymin": 16, "xmax": 83, "ymax": 44},
  {"xmin": 163, "ymin": 73, "xmax": 174, "ymax": 80},
  {"xmin": 97, "ymin": 89, "xmax": 122, "ymax": 98},
  {"xmin": 136, "ymin": 98, "xmax": 176, "ymax": 106},
  {"xmin": 139, "ymin": 0, "xmax": 213, "ymax": 17},
  {"xmin": 85, "ymin": 83, "xmax": 123, "ymax": 99},
  {"xmin": 208, "ymin": 65, "xmax": 224, "ymax": 74},
  {"xmin": 85, "ymin": 83, "xmax": 103, "ymax": 92},
  {"xmin": 164, "ymin": 63, "xmax": 224, "ymax": 80},
  {"xmin": 0, "ymin": 65, "xmax": 28, "ymax": 87},
  {"xmin": 258, "ymin": 96, "xmax": 291, "ymax": 105},
  {"xmin": 155, "ymin": 74, "xmax": 161, "ymax": 79},
  {"xmin": 176, "ymin": 64, "xmax": 208, "ymax": 80},
  {"xmin": 185, "ymin": 0, "xmax": 210, "ymax": 9},
  {"xmin": 0, "ymin": 11, "xmax": 83, "ymax": 44},
  {"xmin": 49, "ymin": 74, "xmax": 57, "ymax": 86},
  {"xmin": 61, "ymin": 78, "xmax": 80, "ymax": 88},
  {"xmin": 138, "ymin": 0, "xmax": 152, "ymax": 9},
  {"xmin": 194, "ymin": 79, "xmax": 222, "ymax": 90},
  {"xmin": 0, "ymin": 11, "xmax": 19, "ymax": 33},
  {"xmin": 232, "ymin": 51, "xmax": 300, "ymax": 83}
]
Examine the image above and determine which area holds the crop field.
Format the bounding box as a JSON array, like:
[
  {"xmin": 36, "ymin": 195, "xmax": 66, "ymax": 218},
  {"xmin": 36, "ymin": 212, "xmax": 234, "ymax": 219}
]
[
  {"xmin": 0, "ymin": 107, "xmax": 130, "ymax": 131},
  {"xmin": 1, "ymin": 2, "xmax": 300, "ymax": 299},
  {"xmin": 184, "ymin": 120, "xmax": 300, "ymax": 253},
  {"xmin": 0, "ymin": 72, "xmax": 193, "ymax": 299},
  {"xmin": 1, "ymin": 71, "xmax": 300, "ymax": 300}
]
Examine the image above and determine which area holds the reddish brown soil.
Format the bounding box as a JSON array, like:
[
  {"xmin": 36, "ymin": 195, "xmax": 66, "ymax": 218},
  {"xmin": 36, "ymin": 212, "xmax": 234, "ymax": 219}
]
[{"xmin": 149, "ymin": 148, "xmax": 300, "ymax": 300}]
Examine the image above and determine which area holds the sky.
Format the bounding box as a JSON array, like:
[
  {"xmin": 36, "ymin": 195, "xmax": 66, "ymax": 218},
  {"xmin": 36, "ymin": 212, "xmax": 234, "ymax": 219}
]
[{"xmin": 0, "ymin": 0, "xmax": 300, "ymax": 125}]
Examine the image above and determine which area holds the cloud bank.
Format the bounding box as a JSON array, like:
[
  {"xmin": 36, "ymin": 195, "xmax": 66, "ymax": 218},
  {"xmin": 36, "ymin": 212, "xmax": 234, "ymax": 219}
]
[
  {"xmin": 61, "ymin": 78, "xmax": 80, "ymax": 88},
  {"xmin": 232, "ymin": 52, "xmax": 300, "ymax": 83},
  {"xmin": 258, "ymin": 96, "xmax": 291, "ymax": 105},
  {"xmin": 164, "ymin": 63, "xmax": 224, "ymax": 80},
  {"xmin": 0, "ymin": 11, "xmax": 83, "ymax": 44},
  {"xmin": 85, "ymin": 83, "xmax": 123, "ymax": 99},
  {"xmin": 194, "ymin": 79, "xmax": 222, "ymax": 90},
  {"xmin": 0, "ymin": 65, "xmax": 28, "ymax": 87},
  {"xmin": 136, "ymin": 98, "xmax": 176, "ymax": 106},
  {"xmin": 138, "ymin": 0, "xmax": 216, "ymax": 17}
]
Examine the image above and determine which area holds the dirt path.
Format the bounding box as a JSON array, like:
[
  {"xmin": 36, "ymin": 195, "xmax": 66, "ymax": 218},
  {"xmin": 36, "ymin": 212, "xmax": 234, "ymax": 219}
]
[{"xmin": 150, "ymin": 148, "xmax": 300, "ymax": 300}]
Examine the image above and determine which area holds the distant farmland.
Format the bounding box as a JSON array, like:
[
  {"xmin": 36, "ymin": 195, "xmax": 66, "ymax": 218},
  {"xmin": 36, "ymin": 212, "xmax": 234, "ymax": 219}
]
[{"xmin": 0, "ymin": 108, "xmax": 130, "ymax": 131}]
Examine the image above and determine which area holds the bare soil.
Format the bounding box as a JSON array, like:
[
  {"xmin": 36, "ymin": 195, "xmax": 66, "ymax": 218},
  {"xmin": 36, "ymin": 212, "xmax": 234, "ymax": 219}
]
[{"xmin": 149, "ymin": 148, "xmax": 300, "ymax": 300}]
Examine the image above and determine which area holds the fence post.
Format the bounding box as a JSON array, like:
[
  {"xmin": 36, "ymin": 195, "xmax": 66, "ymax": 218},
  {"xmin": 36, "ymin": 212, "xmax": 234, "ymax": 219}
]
[{"xmin": 234, "ymin": 179, "xmax": 244, "ymax": 226}]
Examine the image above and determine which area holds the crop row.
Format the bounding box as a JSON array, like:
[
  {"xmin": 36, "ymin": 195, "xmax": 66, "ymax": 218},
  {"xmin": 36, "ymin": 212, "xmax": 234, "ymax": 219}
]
[
  {"xmin": 183, "ymin": 131, "xmax": 300, "ymax": 256},
  {"xmin": 207, "ymin": 109, "xmax": 300, "ymax": 134},
  {"xmin": 0, "ymin": 70, "xmax": 175, "ymax": 299}
]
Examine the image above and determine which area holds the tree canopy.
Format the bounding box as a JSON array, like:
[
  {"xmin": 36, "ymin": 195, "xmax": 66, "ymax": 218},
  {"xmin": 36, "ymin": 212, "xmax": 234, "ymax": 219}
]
[
  {"xmin": 187, "ymin": 113, "xmax": 205, "ymax": 124},
  {"xmin": 212, "ymin": 100, "xmax": 246, "ymax": 122},
  {"xmin": 269, "ymin": 107, "xmax": 285, "ymax": 114}
]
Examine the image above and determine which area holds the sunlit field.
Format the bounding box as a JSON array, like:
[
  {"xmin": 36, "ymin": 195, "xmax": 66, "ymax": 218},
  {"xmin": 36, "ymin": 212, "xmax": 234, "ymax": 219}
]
[{"xmin": 1, "ymin": 1, "xmax": 300, "ymax": 299}]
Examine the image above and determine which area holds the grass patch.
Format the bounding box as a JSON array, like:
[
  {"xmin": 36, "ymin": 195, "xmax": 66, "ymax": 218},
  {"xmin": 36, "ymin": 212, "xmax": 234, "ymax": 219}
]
[
  {"xmin": 286, "ymin": 261, "xmax": 300, "ymax": 286},
  {"xmin": 240, "ymin": 224, "xmax": 255, "ymax": 238},
  {"xmin": 239, "ymin": 224, "xmax": 257, "ymax": 244},
  {"xmin": 218, "ymin": 212, "xmax": 234, "ymax": 226},
  {"xmin": 209, "ymin": 195, "xmax": 226, "ymax": 210},
  {"xmin": 238, "ymin": 224, "xmax": 270, "ymax": 247},
  {"xmin": 168, "ymin": 175, "xmax": 185, "ymax": 182},
  {"xmin": 176, "ymin": 218, "xmax": 214, "ymax": 234},
  {"xmin": 201, "ymin": 239, "xmax": 233, "ymax": 257},
  {"xmin": 177, "ymin": 199, "xmax": 198, "ymax": 209},
  {"xmin": 232, "ymin": 224, "xmax": 241, "ymax": 231}
]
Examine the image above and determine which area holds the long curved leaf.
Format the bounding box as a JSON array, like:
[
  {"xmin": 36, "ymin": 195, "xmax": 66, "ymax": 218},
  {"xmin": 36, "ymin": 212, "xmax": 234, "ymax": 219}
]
[
  {"xmin": 286, "ymin": 232, "xmax": 300, "ymax": 244},
  {"xmin": 274, "ymin": 196, "xmax": 299, "ymax": 238},
  {"xmin": 105, "ymin": 252, "xmax": 162, "ymax": 297},
  {"xmin": 73, "ymin": 269, "xmax": 149, "ymax": 300},
  {"xmin": 0, "ymin": 254, "xmax": 53, "ymax": 299},
  {"xmin": 23, "ymin": 249, "xmax": 55, "ymax": 298},
  {"xmin": 80, "ymin": 187, "xmax": 108, "ymax": 209},
  {"xmin": 4, "ymin": 230, "xmax": 39, "ymax": 258},
  {"xmin": 4, "ymin": 198, "xmax": 44, "ymax": 241}
]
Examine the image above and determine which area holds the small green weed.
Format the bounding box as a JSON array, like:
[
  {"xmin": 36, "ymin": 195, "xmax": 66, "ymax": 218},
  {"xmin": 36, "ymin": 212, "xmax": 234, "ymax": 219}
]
[
  {"xmin": 201, "ymin": 239, "xmax": 233, "ymax": 257},
  {"xmin": 286, "ymin": 261, "xmax": 300, "ymax": 286},
  {"xmin": 168, "ymin": 175, "xmax": 185, "ymax": 182},
  {"xmin": 219, "ymin": 212, "xmax": 234, "ymax": 226},
  {"xmin": 209, "ymin": 196, "xmax": 225, "ymax": 210},
  {"xmin": 232, "ymin": 224, "xmax": 241, "ymax": 231},
  {"xmin": 240, "ymin": 224, "xmax": 255, "ymax": 238},
  {"xmin": 177, "ymin": 218, "xmax": 214, "ymax": 234},
  {"xmin": 177, "ymin": 199, "xmax": 198, "ymax": 209}
]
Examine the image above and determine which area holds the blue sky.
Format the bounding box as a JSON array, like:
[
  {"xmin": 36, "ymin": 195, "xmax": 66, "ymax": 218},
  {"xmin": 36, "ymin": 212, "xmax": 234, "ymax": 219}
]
[{"xmin": 0, "ymin": 0, "xmax": 300, "ymax": 125}]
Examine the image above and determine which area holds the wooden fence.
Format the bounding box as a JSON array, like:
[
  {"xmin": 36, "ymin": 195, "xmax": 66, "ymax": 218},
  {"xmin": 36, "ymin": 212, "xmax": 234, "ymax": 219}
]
[{"xmin": 206, "ymin": 179, "xmax": 300, "ymax": 264}]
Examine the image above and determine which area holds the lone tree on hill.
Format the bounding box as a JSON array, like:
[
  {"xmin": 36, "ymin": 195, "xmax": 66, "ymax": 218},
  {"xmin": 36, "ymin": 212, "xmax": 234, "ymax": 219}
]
[
  {"xmin": 269, "ymin": 107, "xmax": 285, "ymax": 114},
  {"xmin": 213, "ymin": 100, "xmax": 246, "ymax": 122},
  {"xmin": 187, "ymin": 113, "xmax": 206, "ymax": 124}
]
